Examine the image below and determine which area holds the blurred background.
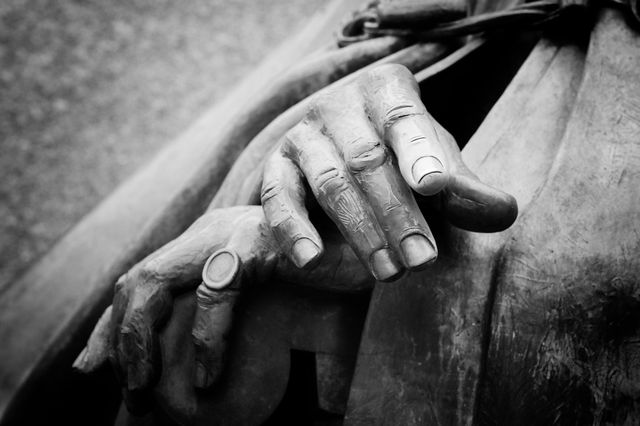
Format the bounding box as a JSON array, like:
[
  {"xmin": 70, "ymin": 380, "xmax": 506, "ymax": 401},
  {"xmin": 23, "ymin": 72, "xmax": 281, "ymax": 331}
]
[{"xmin": 0, "ymin": 0, "xmax": 324, "ymax": 293}]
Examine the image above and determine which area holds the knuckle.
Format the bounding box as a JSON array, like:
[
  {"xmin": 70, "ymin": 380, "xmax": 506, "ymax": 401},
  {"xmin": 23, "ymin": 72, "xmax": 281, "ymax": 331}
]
[
  {"xmin": 283, "ymin": 122, "xmax": 310, "ymax": 153},
  {"xmin": 383, "ymin": 103, "xmax": 424, "ymax": 128},
  {"xmin": 377, "ymin": 63, "xmax": 411, "ymax": 77},
  {"xmin": 120, "ymin": 311, "xmax": 143, "ymax": 337},
  {"xmin": 310, "ymin": 91, "xmax": 332, "ymax": 112},
  {"xmin": 114, "ymin": 269, "xmax": 145, "ymax": 294},
  {"xmin": 237, "ymin": 209, "xmax": 264, "ymax": 234},
  {"xmin": 267, "ymin": 208, "xmax": 295, "ymax": 231},
  {"xmin": 363, "ymin": 64, "xmax": 415, "ymax": 87},
  {"xmin": 311, "ymin": 89, "xmax": 342, "ymax": 115},
  {"xmin": 261, "ymin": 172, "xmax": 298, "ymax": 230},
  {"xmin": 137, "ymin": 261, "xmax": 158, "ymax": 282},
  {"xmin": 126, "ymin": 284, "xmax": 171, "ymax": 321},
  {"xmin": 406, "ymin": 134, "xmax": 429, "ymax": 146},
  {"xmin": 119, "ymin": 323, "xmax": 150, "ymax": 362},
  {"xmin": 311, "ymin": 85, "xmax": 361, "ymax": 121},
  {"xmin": 260, "ymin": 178, "xmax": 284, "ymax": 204},
  {"xmin": 314, "ymin": 167, "xmax": 351, "ymax": 196},
  {"xmin": 196, "ymin": 283, "xmax": 217, "ymax": 308},
  {"xmin": 345, "ymin": 140, "xmax": 386, "ymax": 172},
  {"xmin": 114, "ymin": 274, "xmax": 128, "ymax": 293},
  {"xmin": 192, "ymin": 320, "xmax": 224, "ymax": 350},
  {"xmin": 191, "ymin": 322, "xmax": 210, "ymax": 347}
]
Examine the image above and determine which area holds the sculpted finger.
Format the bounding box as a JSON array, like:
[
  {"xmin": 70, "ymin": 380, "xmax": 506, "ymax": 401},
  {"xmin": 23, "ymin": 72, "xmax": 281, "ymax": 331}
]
[
  {"xmin": 285, "ymin": 121, "xmax": 403, "ymax": 281},
  {"xmin": 317, "ymin": 91, "xmax": 437, "ymax": 269},
  {"xmin": 430, "ymin": 120, "xmax": 518, "ymax": 232},
  {"xmin": 191, "ymin": 217, "xmax": 269, "ymax": 390},
  {"xmin": 361, "ymin": 64, "xmax": 450, "ymax": 196},
  {"xmin": 261, "ymin": 150, "xmax": 323, "ymax": 269},
  {"xmin": 192, "ymin": 249, "xmax": 242, "ymax": 389},
  {"xmin": 443, "ymin": 173, "xmax": 518, "ymax": 232},
  {"xmin": 119, "ymin": 282, "xmax": 173, "ymax": 391},
  {"xmin": 108, "ymin": 208, "xmax": 250, "ymax": 393},
  {"xmin": 109, "ymin": 277, "xmax": 129, "ymax": 384},
  {"xmin": 73, "ymin": 306, "xmax": 113, "ymax": 373},
  {"xmin": 360, "ymin": 64, "xmax": 517, "ymax": 231}
]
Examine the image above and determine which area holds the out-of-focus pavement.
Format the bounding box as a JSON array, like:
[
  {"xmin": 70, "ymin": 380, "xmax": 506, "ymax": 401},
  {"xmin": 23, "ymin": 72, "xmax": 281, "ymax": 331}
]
[{"xmin": 0, "ymin": 0, "xmax": 324, "ymax": 292}]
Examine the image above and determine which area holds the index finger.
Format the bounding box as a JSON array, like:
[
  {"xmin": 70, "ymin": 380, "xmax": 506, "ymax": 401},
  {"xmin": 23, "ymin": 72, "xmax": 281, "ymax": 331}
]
[
  {"xmin": 360, "ymin": 64, "xmax": 450, "ymax": 196},
  {"xmin": 315, "ymin": 87, "xmax": 438, "ymax": 270}
]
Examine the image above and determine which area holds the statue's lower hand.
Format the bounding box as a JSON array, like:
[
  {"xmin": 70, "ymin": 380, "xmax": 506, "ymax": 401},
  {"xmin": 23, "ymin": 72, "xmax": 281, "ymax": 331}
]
[
  {"xmin": 74, "ymin": 206, "xmax": 371, "ymax": 412},
  {"xmin": 261, "ymin": 64, "xmax": 518, "ymax": 281}
]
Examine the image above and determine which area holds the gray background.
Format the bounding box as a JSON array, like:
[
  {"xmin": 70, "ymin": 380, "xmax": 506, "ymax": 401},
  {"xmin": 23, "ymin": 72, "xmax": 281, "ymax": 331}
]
[{"xmin": 0, "ymin": 0, "xmax": 325, "ymax": 292}]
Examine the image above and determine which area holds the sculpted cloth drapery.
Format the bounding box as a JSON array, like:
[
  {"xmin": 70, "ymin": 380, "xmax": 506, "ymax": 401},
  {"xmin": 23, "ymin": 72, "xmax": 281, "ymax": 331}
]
[{"xmin": 76, "ymin": 5, "xmax": 640, "ymax": 426}]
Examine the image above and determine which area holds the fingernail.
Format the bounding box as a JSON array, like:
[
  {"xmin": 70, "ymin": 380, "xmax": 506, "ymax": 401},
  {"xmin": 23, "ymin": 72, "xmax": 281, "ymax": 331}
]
[
  {"xmin": 369, "ymin": 248, "xmax": 402, "ymax": 282},
  {"xmin": 72, "ymin": 347, "xmax": 88, "ymax": 370},
  {"xmin": 401, "ymin": 234, "xmax": 437, "ymax": 269},
  {"xmin": 291, "ymin": 238, "xmax": 321, "ymax": 269},
  {"xmin": 412, "ymin": 156, "xmax": 447, "ymax": 195},
  {"xmin": 194, "ymin": 361, "xmax": 210, "ymax": 389}
]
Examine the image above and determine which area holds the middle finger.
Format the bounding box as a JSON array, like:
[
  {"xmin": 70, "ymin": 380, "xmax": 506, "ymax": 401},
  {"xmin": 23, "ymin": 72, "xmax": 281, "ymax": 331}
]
[
  {"xmin": 284, "ymin": 120, "xmax": 403, "ymax": 281},
  {"xmin": 316, "ymin": 89, "xmax": 437, "ymax": 270}
]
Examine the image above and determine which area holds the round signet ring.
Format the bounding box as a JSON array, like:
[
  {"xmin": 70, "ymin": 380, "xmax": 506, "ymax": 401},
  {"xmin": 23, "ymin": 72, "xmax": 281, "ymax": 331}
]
[{"xmin": 202, "ymin": 249, "xmax": 241, "ymax": 291}]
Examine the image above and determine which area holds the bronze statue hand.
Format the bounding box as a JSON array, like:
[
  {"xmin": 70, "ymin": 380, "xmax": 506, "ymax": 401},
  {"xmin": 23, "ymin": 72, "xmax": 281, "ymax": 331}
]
[
  {"xmin": 75, "ymin": 64, "xmax": 518, "ymax": 416},
  {"xmin": 74, "ymin": 206, "xmax": 371, "ymax": 411},
  {"xmin": 261, "ymin": 64, "xmax": 517, "ymax": 282}
]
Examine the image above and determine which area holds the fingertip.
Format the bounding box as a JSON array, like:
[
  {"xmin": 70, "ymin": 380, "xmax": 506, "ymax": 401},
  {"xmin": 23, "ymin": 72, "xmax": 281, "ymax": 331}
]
[
  {"xmin": 400, "ymin": 234, "xmax": 438, "ymax": 270},
  {"xmin": 411, "ymin": 156, "xmax": 450, "ymax": 196},
  {"xmin": 76, "ymin": 305, "xmax": 113, "ymax": 373},
  {"xmin": 369, "ymin": 248, "xmax": 404, "ymax": 282},
  {"xmin": 290, "ymin": 237, "xmax": 323, "ymax": 269},
  {"xmin": 72, "ymin": 347, "xmax": 89, "ymax": 372},
  {"xmin": 445, "ymin": 174, "xmax": 519, "ymax": 232},
  {"xmin": 468, "ymin": 180, "xmax": 519, "ymax": 232},
  {"xmin": 120, "ymin": 327, "xmax": 154, "ymax": 391},
  {"xmin": 491, "ymin": 191, "xmax": 518, "ymax": 231}
]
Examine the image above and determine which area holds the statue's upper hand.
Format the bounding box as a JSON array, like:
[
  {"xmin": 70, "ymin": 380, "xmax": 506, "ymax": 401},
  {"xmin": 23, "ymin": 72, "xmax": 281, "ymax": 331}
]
[
  {"xmin": 74, "ymin": 206, "xmax": 370, "ymax": 412},
  {"xmin": 261, "ymin": 63, "xmax": 518, "ymax": 281}
]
